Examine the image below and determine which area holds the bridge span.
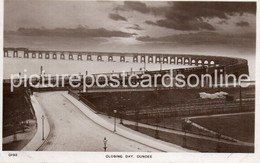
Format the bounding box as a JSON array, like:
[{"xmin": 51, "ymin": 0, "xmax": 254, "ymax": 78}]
[{"xmin": 4, "ymin": 47, "xmax": 249, "ymax": 77}]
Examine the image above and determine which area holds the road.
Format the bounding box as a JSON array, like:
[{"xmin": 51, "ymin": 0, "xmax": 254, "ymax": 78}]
[{"xmin": 35, "ymin": 92, "xmax": 160, "ymax": 151}]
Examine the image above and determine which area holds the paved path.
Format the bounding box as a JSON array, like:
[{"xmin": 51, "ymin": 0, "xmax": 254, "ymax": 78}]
[
  {"xmin": 3, "ymin": 120, "xmax": 37, "ymax": 150},
  {"xmin": 121, "ymin": 118, "xmax": 253, "ymax": 146},
  {"xmin": 35, "ymin": 92, "xmax": 160, "ymax": 151},
  {"xmin": 22, "ymin": 95, "xmax": 50, "ymax": 151},
  {"xmin": 187, "ymin": 112, "xmax": 254, "ymax": 119},
  {"xmin": 64, "ymin": 92, "xmax": 191, "ymax": 152}
]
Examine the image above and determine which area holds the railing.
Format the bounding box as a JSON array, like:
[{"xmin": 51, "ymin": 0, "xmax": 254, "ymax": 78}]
[
  {"xmin": 125, "ymin": 99, "xmax": 255, "ymax": 117},
  {"xmin": 78, "ymin": 96, "xmax": 98, "ymax": 112},
  {"xmin": 24, "ymin": 89, "xmax": 36, "ymax": 119},
  {"xmin": 67, "ymin": 88, "xmax": 80, "ymax": 100},
  {"xmin": 67, "ymin": 88, "xmax": 98, "ymax": 113}
]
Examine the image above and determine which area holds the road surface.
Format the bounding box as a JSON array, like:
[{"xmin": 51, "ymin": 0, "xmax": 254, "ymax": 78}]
[{"xmin": 35, "ymin": 92, "xmax": 160, "ymax": 151}]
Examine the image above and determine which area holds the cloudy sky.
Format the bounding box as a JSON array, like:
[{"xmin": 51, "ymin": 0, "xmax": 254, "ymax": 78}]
[{"xmin": 4, "ymin": 1, "xmax": 256, "ymax": 55}]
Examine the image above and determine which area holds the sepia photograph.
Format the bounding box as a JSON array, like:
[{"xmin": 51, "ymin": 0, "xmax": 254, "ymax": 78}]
[{"xmin": 1, "ymin": 0, "xmax": 258, "ymax": 162}]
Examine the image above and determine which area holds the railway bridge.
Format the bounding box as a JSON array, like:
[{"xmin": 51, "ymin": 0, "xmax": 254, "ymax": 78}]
[{"xmin": 3, "ymin": 47, "xmax": 249, "ymax": 78}]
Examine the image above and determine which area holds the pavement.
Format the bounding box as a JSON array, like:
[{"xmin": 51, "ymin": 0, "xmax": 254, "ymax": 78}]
[
  {"xmin": 34, "ymin": 91, "xmax": 162, "ymax": 151},
  {"xmin": 65, "ymin": 92, "xmax": 252, "ymax": 148},
  {"xmin": 19, "ymin": 91, "xmax": 252, "ymax": 152},
  {"xmin": 63, "ymin": 92, "xmax": 192, "ymax": 152},
  {"xmin": 3, "ymin": 120, "xmax": 37, "ymax": 150},
  {"xmin": 187, "ymin": 112, "xmax": 255, "ymax": 119},
  {"xmin": 21, "ymin": 94, "xmax": 51, "ymax": 151},
  {"xmin": 120, "ymin": 117, "xmax": 253, "ymax": 146}
]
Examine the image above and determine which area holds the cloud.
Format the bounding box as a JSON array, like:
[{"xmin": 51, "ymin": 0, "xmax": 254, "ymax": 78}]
[
  {"xmin": 145, "ymin": 19, "xmax": 215, "ymax": 31},
  {"xmin": 121, "ymin": 1, "xmax": 150, "ymax": 14},
  {"xmin": 116, "ymin": 2, "xmax": 168, "ymax": 16},
  {"xmin": 126, "ymin": 24, "xmax": 143, "ymax": 30},
  {"xmin": 118, "ymin": 2, "xmax": 256, "ymax": 31},
  {"xmin": 5, "ymin": 27, "xmax": 136, "ymax": 38},
  {"xmin": 217, "ymin": 20, "xmax": 228, "ymax": 25},
  {"xmin": 109, "ymin": 13, "xmax": 127, "ymax": 21},
  {"xmin": 136, "ymin": 32, "xmax": 255, "ymax": 48},
  {"xmin": 121, "ymin": 2, "xmax": 256, "ymax": 19},
  {"xmin": 236, "ymin": 21, "xmax": 250, "ymax": 27},
  {"xmin": 144, "ymin": 20, "xmax": 157, "ymax": 26},
  {"xmin": 164, "ymin": 2, "xmax": 256, "ymax": 20}
]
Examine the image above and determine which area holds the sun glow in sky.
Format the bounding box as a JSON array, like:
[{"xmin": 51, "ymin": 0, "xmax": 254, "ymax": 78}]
[{"xmin": 4, "ymin": 1, "xmax": 256, "ymax": 56}]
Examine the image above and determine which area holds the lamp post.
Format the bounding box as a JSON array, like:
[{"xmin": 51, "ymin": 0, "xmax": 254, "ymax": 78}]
[
  {"xmin": 239, "ymin": 84, "xmax": 242, "ymax": 111},
  {"xmin": 119, "ymin": 110, "xmax": 123, "ymax": 124},
  {"xmin": 155, "ymin": 111, "xmax": 159, "ymax": 139},
  {"xmin": 41, "ymin": 115, "xmax": 45, "ymax": 140},
  {"xmin": 182, "ymin": 122, "xmax": 187, "ymax": 147},
  {"xmin": 118, "ymin": 106, "xmax": 123, "ymax": 125},
  {"xmin": 160, "ymin": 56, "xmax": 162, "ymax": 71},
  {"xmin": 135, "ymin": 109, "xmax": 139, "ymax": 131},
  {"xmin": 103, "ymin": 137, "xmax": 107, "ymax": 152},
  {"xmin": 113, "ymin": 110, "xmax": 117, "ymax": 132}
]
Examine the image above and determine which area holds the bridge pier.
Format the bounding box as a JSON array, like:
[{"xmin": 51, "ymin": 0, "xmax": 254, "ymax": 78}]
[
  {"xmin": 204, "ymin": 60, "xmax": 209, "ymax": 67},
  {"xmin": 223, "ymin": 67, "xmax": 227, "ymax": 83},
  {"xmin": 53, "ymin": 53, "xmax": 57, "ymax": 59},
  {"xmin": 184, "ymin": 58, "xmax": 189, "ymax": 65},
  {"xmin": 13, "ymin": 51, "xmax": 18, "ymax": 58},
  {"xmin": 148, "ymin": 56, "xmax": 153, "ymax": 63},
  {"xmin": 170, "ymin": 57, "xmax": 175, "ymax": 64},
  {"xmin": 4, "ymin": 50, "xmax": 8, "ymax": 57},
  {"xmin": 32, "ymin": 52, "xmax": 36, "ymax": 58},
  {"xmin": 38, "ymin": 53, "xmax": 42, "ymax": 59},
  {"xmin": 201, "ymin": 60, "xmax": 205, "ymax": 66},
  {"xmin": 108, "ymin": 56, "xmax": 113, "ymax": 62},
  {"xmin": 191, "ymin": 59, "xmax": 196, "ymax": 65},
  {"xmin": 163, "ymin": 56, "xmax": 168, "ymax": 64},
  {"xmin": 181, "ymin": 57, "xmax": 185, "ymax": 64},
  {"xmin": 133, "ymin": 56, "xmax": 138, "ymax": 63},
  {"xmin": 69, "ymin": 54, "xmax": 74, "ymax": 60},
  {"xmin": 24, "ymin": 51, "xmax": 29, "ymax": 58},
  {"xmin": 141, "ymin": 56, "xmax": 145, "ymax": 63},
  {"xmin": 87, "ymin": 55, "xmax": 92, "ymax": 61},
  {"xmin": 120, "ymin": 56, "xmax": 125, "ymax": 62},
  {"xmin": 45, "ymin": 53, "xmax": 49, "ymax": 59},
  {"xmin": 155, "ymin": 56, "xmax": 161, "ymax": 63},
  {"xmin": 189, "ymin": 58, "xmax": 193, "ymax": 65},
  {"xmin": 210, "ymin": 60, "xmax": 215, "ymax": 67},
  {"xmin": 78, "ymin": 54, "xmax": 82, "ymax": 60},
  {"xmin": 60, "ymin": 53, "xmax": 65, "ymax": 60},
  {"xmin": 97, "ymin": 55, "xmax": 103, "ymax": 61},
  {"xmin": 177, "ymin": 57, "xmax": 182, "ymax": 64},
  {"xmin": 197, "ymin": 59, "xmax": 202, "ymax": 66}
]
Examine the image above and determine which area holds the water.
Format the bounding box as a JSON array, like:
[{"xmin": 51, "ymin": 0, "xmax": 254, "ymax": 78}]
[
  {"xmin": 4, "ymin": 35, "xmax": 256, "ymax": 80},
  {"xmin": 3, "ymin": 57, "xmax": 192, "ymax": 79}
]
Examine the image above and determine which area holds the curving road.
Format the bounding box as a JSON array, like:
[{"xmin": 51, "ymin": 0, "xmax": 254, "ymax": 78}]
[{"xmin": 35, "ymin": 92, "xmax": 159, "ymax": 151}]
